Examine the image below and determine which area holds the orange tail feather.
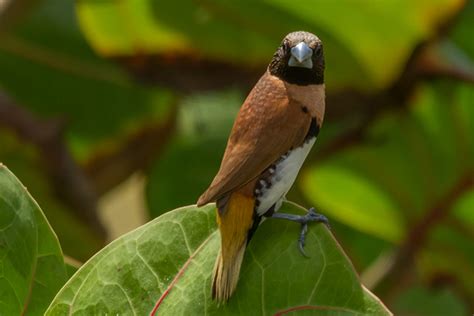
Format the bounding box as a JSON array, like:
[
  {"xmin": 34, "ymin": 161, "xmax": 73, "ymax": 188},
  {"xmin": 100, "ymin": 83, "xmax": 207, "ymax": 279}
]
[{"xmin": 212, "ymin": 192, "xmax": 255, "ymax": 302}]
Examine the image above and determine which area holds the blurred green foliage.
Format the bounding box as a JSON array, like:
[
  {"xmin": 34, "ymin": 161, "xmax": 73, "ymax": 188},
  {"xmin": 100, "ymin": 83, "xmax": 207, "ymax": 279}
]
[{"xmin": 0, "ymin": 0, "xmax": 473, "ymax": 315}]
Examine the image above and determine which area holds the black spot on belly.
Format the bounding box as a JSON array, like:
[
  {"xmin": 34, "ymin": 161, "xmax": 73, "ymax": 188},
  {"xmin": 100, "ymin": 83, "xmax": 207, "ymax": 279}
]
[
  {"xmin": 247, "ymin": 212, "xmax": 262, "ymax": 244},
  {"xmin": 253, "ymin": 162, "xmax": 280, "ymax": 213},
  {"xmin": 305, "ymin": 118, "xmax": 320, "ymax": 141}
]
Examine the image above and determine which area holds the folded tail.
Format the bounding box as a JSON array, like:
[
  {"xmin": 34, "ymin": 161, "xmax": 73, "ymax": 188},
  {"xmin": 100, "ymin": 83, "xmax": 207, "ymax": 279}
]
[{"xmin": 212, "ymin": 192, "xmax": 255, "ymax": 302}]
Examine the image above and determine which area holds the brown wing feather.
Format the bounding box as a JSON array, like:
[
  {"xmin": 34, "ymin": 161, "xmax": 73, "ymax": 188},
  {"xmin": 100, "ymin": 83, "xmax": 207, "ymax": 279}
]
[{"xmin": 197, "ymin": 71, "xmax": 311, "ymax": 206}]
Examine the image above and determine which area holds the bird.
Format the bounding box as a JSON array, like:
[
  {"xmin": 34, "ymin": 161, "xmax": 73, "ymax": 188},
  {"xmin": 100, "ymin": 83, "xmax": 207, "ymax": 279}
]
[{"xmin": 197, "ymin": 31, "xmax": 328, "ymax": 303}]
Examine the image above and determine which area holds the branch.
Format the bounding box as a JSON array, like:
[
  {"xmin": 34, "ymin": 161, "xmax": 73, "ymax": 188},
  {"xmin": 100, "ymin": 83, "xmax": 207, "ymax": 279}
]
[
  {"xmin": 0, "ymin": 92, "xmax": 107, "ymax": 238},
  {"xmin": 118, "ymin": 54, "xmax": 263, "ymax": 93}
]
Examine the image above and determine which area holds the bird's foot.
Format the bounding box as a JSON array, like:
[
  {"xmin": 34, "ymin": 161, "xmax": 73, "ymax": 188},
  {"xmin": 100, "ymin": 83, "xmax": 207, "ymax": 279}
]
[{"xmin": 271, "ymin": 207, "xmax": 329, "ymax": 257}]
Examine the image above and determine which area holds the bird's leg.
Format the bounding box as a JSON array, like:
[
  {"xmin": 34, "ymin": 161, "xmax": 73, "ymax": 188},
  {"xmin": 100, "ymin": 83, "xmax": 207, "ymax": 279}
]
[{"xmin": 270, "ymin": 207, "xmax": 329, "ymax": 257}]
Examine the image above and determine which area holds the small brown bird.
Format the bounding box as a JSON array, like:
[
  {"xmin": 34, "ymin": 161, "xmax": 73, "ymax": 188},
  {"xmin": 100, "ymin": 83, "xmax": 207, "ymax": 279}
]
[{"xmin": 197, "ymin": 31, "xmax": 328, "ymax": 302}]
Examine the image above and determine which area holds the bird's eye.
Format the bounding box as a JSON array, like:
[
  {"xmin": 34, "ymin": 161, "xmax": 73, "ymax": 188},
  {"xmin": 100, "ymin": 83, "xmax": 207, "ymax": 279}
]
[{"xmin": 314, "ymin": 46, "xmax": 322, "ymax": 57}]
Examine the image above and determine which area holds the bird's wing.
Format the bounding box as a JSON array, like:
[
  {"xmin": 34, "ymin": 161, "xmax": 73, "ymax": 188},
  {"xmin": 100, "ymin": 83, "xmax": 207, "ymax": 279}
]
[{"xmin": 197, "ymin": 72, "xmax": 312, "ymax": 205}]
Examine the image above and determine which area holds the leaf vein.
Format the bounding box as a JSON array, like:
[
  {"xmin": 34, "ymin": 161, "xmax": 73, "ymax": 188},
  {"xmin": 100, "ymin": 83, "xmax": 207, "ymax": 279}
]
[
  {"xmin": 307, "ymin": 233, "xmax": 326, "ymax": 304},
  {"xmin": 150, "ymin": 230, "xmax": 218, "ymax": 315},
  {"xmin": 104, "ymin": 281, "xmax": 136, "ymax": 316},
  {"xmin": 135, "ymin": 247, "xmax": 164, "ymax": 292},
  {"xmin": 176, "ymin": 222, "xmax": 192, "ymax": 254}
]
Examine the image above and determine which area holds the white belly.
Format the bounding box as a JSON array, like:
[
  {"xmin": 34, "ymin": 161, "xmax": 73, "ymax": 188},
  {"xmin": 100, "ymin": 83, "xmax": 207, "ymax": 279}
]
[{"xmin": 255, "ymin": 138, "xmax": 315, "ymax": 215}]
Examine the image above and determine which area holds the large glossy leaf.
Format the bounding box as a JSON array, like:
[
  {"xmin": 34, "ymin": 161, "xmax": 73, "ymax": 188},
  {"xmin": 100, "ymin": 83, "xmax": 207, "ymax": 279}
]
[
  {"xmin": 75, "ymin": 0, "xmax": 462, "ymax": 91},
  {"xmin": 0, "ymin": 164, "xmax": 67, "ymax": 315},
  {"xmin": 46, "ymin": 202, "xmax": 391, "ymax": 315}
]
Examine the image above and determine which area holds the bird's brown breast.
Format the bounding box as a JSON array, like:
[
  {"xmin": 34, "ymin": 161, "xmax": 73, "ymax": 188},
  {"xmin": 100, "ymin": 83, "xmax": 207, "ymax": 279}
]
[{"xmin": 284, "ymin": 82, "xmax": 325, "ymax": 127}]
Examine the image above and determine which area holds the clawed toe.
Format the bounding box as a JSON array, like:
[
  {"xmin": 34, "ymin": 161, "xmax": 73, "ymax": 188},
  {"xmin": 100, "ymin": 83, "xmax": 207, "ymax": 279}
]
[
  {"xmin": 270, "ymin": 207, "xmax": 330, "ymax": 256},
  {"xmin": 297, "ymin": 208, "xmax": 330, "ymax": 257},
  {"xmin": 298, "ymin": 238, "xmax": 309, "ymax": 257},
  {"xmin": 298, "ymin": 224, "xmax": 310, "ymax": 257},
  {"xmin": 306, "ymin": 208, "xmax": 330, "ymax": 229}
]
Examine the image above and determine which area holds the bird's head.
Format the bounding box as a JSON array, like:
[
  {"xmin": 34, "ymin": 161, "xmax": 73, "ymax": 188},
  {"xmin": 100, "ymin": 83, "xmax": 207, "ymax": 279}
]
[{"xmin": 269, "ymin": 31, "xmax": 324, "ymax": 85}]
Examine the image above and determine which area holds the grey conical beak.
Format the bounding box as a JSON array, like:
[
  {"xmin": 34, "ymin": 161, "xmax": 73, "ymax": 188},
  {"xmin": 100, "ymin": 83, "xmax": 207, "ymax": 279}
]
[{"xmin": 289, "ymin": 42, "xmax": 313, "ymax": 68}]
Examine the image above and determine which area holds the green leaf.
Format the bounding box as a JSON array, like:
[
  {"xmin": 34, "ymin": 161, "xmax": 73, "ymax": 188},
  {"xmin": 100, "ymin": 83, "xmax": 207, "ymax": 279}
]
[
  {"xmin": 0, "ymin": 164, "xmax": 67, "ymax": 315},
  {"xmin": 302, "ymin": 164, "xmax": 405, "ymax": 242},
  {"xmin": 46, "ymin": 202, "xmax": 391, "ymax": 315}
]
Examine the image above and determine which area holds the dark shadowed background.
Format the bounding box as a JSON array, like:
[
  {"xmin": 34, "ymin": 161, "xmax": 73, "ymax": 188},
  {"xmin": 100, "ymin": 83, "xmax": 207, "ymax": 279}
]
[{"xmin": 0, "ymin": 1, "xmax": 473, "ymax": 314}]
